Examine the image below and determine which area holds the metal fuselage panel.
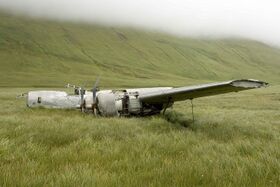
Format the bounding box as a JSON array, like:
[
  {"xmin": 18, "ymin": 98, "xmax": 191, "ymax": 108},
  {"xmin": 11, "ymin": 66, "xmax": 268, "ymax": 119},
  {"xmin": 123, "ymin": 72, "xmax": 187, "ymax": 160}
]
[
  {"xmin": 26, "ymin": 87, "xmax": 173, "ymax": 116},
  {"xmin": 27, "ymin": 91, "xmax": 80, "ymax": 109}
]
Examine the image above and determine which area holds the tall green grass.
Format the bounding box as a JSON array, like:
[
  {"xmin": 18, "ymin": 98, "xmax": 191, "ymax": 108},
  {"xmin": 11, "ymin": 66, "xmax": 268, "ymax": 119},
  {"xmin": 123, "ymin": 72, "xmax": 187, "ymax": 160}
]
[{"xmin": 0, "ymin": 86, "xmax": 279, "ymax": 186}]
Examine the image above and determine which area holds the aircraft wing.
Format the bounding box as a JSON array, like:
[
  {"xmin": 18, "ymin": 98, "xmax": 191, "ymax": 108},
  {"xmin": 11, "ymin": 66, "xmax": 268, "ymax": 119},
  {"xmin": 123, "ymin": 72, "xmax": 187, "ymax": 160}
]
[{"xmin": 139, "ymin": 79, "xmax": 268, "ymax": 104}]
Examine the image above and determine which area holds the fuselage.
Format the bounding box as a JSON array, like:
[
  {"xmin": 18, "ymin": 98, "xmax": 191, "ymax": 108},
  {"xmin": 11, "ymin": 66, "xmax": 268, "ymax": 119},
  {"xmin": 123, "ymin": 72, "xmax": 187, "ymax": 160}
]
[{"xmin": 27, "ymin": 87, "xmax": 173, "ymax": 116}]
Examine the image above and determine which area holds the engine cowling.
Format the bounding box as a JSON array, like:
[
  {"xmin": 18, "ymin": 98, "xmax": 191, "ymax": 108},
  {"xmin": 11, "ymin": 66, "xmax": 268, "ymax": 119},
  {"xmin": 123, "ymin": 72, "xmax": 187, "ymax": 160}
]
[
  {"xmin": 96, "ymin": 92, "xmax": 119, "ymax": 117},
  {"xmin": 93, "ymin": 90, "xmax": 163, "ymax": 116}
]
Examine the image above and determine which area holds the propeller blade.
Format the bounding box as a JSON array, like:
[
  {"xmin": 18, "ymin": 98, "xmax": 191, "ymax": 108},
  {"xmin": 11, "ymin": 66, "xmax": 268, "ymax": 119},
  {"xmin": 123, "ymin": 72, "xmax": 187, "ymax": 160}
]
[
  {"xmin": 80, "ymin": 87, "xmax": 85, "ymax": 111},
  {"xmin": 92, "ymin": 76, "xmax": 100, "ymax": 103}
]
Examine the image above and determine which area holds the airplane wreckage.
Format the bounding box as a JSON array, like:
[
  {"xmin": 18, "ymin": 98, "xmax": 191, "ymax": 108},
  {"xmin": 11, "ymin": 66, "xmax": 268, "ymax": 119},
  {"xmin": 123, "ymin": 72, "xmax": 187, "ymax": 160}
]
[{"xmin": 23, "ymin": 79, "xmax": 268, "ymax": 117}]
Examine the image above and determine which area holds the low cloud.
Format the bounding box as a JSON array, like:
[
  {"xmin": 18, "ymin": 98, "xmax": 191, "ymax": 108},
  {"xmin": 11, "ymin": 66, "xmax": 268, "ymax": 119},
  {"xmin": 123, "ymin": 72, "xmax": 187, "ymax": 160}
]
[{"xmin": 1, "ymin": 0, "xmax": 280, "ymax": 46}]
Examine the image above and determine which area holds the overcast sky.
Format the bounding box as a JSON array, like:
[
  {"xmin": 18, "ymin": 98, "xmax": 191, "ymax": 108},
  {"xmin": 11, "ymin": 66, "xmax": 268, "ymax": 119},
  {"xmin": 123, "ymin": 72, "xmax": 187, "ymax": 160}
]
[{"xmin": 0, "ymin": 0, "xmax": 280, "ymax": 46}]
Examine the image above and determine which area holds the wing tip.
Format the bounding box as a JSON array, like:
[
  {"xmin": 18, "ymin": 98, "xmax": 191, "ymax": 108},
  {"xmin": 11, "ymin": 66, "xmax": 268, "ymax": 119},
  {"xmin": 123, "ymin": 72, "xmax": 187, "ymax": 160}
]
[{"xmin": 231, "ymin": 79, "xmax": 269, "ymax": 88}]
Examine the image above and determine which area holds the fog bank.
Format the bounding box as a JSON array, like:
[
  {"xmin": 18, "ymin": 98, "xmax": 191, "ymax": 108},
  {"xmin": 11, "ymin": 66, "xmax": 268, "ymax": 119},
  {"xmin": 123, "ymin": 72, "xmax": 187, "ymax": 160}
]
[{"xmin": 1, "ymin": 0, "xmax": 280, "ymax": 46}]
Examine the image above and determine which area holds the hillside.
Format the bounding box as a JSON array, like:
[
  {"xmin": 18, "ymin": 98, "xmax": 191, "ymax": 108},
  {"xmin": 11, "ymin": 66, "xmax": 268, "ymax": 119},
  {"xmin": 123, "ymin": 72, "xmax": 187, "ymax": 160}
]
[{"xmin": 0, "ymin": 12, "xmax": 280, "ymax": 87}]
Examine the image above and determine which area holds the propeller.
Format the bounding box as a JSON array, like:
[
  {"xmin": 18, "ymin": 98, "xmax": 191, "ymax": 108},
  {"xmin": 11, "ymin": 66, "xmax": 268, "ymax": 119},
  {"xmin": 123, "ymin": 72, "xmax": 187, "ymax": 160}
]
[
  {"xmin": 92, "ymin": 76, "xmax": 100, "ymax": 115},
  {"xmin": 92, "ymin": 76, "xmax": 100, "ymax": 104},
  {"xmin": 77, "ymin": 77, "xmax": 100, "ymax": 114},
  {"xmin": 80, "ymin": 87, "xmax": 85, "ymax": 112}
]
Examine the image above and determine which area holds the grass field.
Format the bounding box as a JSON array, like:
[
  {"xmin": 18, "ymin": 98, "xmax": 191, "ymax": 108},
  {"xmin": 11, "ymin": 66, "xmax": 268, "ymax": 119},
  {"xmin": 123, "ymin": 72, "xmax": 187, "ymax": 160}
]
[
  {"xmin": 0, "ymin": 12, "xmax": 280, "ymax": 186},
  {"xmin": 0, "ymin": 86, "xmax": 279, "ymax": 186}
]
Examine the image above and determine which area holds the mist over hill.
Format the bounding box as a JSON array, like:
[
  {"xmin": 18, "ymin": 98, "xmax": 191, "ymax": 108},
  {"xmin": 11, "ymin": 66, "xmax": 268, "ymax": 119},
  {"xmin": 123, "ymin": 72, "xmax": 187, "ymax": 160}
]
[
  {"xmin": 0, "ymin": 12, "xmax": 280, "ymax": 87},
  {"xmin": 1, "ymin": 0, "xmax": 280, "ymax": 47}
]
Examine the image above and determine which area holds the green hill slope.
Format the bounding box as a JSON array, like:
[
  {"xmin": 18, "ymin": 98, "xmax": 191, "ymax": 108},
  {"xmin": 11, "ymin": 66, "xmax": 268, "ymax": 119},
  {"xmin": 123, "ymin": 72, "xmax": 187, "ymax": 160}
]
[{"xmin": 0, "ymin": 12, "xmax": 280, "ymax": 87}]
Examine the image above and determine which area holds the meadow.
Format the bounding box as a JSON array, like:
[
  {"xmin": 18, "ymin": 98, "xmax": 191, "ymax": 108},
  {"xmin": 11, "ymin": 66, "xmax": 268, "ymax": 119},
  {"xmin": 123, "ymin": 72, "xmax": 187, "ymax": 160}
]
[
  {"xmin": 0, "ymin": 12, "xmax": 280, "ymax": 186},
  {"xmin": 0, "ymin": 86, "xmax": 279, "ymax": 186}
]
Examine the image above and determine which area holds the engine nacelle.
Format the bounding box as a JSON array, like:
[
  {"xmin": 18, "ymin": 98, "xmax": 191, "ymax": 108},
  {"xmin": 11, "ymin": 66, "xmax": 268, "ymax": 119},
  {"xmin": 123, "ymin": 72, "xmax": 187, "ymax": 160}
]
[
  {"xmin": 92, "ymin": 90, "xmax": 166, "ymax": 116},
  {"xmin": 96, "ymin": 92, "xmax": 119, "ymax": 117},
  {"xmin": 127, "ymin": 95, "xmax": 142, "ymax": 114}
]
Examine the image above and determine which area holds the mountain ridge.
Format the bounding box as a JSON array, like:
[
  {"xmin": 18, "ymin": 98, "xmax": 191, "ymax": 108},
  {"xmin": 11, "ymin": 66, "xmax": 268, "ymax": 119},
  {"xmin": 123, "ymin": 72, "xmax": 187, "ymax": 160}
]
[{"xmin": 1, "ymin": 12, "xmax": 279, "ymax": 87}]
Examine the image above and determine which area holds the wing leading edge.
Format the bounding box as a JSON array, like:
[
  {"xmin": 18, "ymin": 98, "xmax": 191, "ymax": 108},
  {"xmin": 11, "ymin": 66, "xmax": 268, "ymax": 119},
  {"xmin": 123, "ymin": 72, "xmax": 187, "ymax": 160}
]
[{"xmin": 139, "ymin": 79, "xmax": 268, "ymax": 104}]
